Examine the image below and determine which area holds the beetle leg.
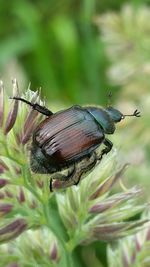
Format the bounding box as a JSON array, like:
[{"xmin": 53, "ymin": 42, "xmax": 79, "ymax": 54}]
[
  {"xmin": 98, "ymin": 138, "xmax": 113, "ymax": 160},
  {"xmin": 51, "ymin": 152, "xmax": 98, "ymax": 190},
  {"xmin": 10, "ymin": 97, "xmax": 53, "ymax": 116},
  {"xmin": 49, "ymin": 164, "xmax": 76, "ymax": 191},
  {"xmin": 103, "ymin": 138, "xmax": 113, "ymax": 154},
  {"xmin": 51, "ymin": 165, "xmax": 76, "ymax": 181},
  {"xmin": 73, "ymin": 152, "xmax": 97, "ymax": 185},
  {"xmin": 50, "ymin": 178, "xmax": 53, "ymax": 192}
]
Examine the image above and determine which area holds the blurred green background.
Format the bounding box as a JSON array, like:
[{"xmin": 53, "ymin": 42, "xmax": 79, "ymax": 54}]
[
  {"xmin": 0, "ymin": 0, "xmax": 148, "ymax": 105},
  {"xmin": 0, "ymin": 1, "xmax": 150, "ymax": 183},
  {"xmin": 0, "ymin": 1, "xmax": 150, "ymax": 266},
  {"xmin": 1, "ymin": 0, "xmax": 150, "ymax": 193}
]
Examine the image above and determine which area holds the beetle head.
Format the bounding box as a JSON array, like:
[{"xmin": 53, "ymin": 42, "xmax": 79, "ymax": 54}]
[{"xmin": 105, "ymin": 106, "xmax": 141, "ymax": 123}]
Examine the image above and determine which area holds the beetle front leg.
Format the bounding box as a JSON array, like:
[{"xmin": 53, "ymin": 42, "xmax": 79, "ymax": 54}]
[{"xmin": 98, "ymin": 138, "xmax": 113, "ymax": 160}]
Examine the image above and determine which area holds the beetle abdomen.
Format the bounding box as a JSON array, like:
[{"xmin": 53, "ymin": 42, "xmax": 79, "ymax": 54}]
[{"xmin": 33, "ymin": 106, "xmax": 104, "ymax": 166}]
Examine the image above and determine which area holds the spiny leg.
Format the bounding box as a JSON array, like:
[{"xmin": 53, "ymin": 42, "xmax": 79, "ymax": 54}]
[
  {"xmin": 10, "ymin": 97, "xmax": 53, "ymax": 116},
  {"xmin": 98, "ymin": 138, "xmax": 113, "ymax": 161},
  {"xmin": 73, "ymin": 152, "xmax": 97, "ymax": 185},
  {"xmin": 50, "ymin": 164, "xmax": 75, "ymax": 192},
  {"xmin": 50, "ymin": 152, "xmax": 98, "ymax": 190}
]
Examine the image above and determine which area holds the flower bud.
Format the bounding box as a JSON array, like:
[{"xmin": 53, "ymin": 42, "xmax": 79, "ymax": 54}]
[
  {"xmin": 30, "ymin": 199, "xmax": 37, "ymax": 209},
  {"xmin": 49, "ymin": 242, "xmax": 59, "ymax": 262},
  {"xmin": 0, "ymin": 203, "xmax": 13, "ymax": 215},
  {"xmin": 36, "ymin": 179, "xmax": 44, "ymax": 189},
  {"xmin": 89, "ymin": 202, "xmax": 114, "ymax": 213},
  {"xmin": 0, "ymin": 178, "xmax": 9, "ymax": 188},
  {"xmin": 0, "ymin": 218, "xmax": 27, "ymax": 243},
  {"xmin": 0, "ymin": 80, "xmax": 4, "ymax": 128},
  {"xmin": 5, "ymin": 190, "xmax": 13, "ymax": 198},
  {"xmin": 122, "ymin": 247, "xmax": 130, "ymax": 267},
  {"xmin": 21, "ymin": 119, "xmax": 37, "ymax": 144},
  {"xmin": 89, "ymin": 187, "xmax": 142, "ymax": 214},
  {"xmin": 135, "ymin": 235, "xmax": 141, "ymax": 251},
  {"xmin": 0, "ymin": 162, "xmax": 9, "ymax": 173},
  {"xmin": 0, "ymin": 165, "xmax": 4, "ymax": 174},
  {"xmin": 17, "ymin": 188, "xmax": 25, "ymax": 203},
  {"xmin": 90, "ymin": 164, "xmax": 128, "ymax": 200},
  {"xmin": 4, "ymin": 79, "xmax": 19, "ymax": 135},
  {"xmin": 21, "ymin": 91, "xmax": 40, "ymax": 144},
  {"xmin": 146, "ymin": 227, "xmax": 150, "ymax": 241},
  {"xmin": 0, "ymin": 192, "xmax": 5, "ymax": 199},
  {"xmin": 131, "ymin": 250, "xmax": 136, "ymax": 265}
]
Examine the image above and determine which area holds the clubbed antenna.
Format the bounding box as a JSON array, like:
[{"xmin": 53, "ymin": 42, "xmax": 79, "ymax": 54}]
[
  {"xmin": 9, "ymin": 97, "xmax": 34, "ymax": 107},
  {"xmin": 9, "ymin": 97, "xmax": 53, "ymax": 116},
  {"xmin": 123, "ymin": 109, "xmax": 141, "ymax": 118},
  {"xmin": 107, "ymin": 91, "xmax": 112, "ymax": 107}
]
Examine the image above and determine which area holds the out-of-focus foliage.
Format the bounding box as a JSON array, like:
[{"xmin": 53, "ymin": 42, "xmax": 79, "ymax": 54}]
[
  {"xmin": 95, "ymin": 4, "xmax": 150, "ymax": 98},
  {"xmin": 0, "ymin": 1, "xmax": 150, "ymax": 267},
  {"xmin": 0, "ymin": 0, "xmax": 148, "ymax": 105},
  {"xmin": 95, "ymin": 4, "xmax": 150, "ymax": 200},
  {"xmin": 107, "ymin": 211, "xmax": 150, "ymax": 267},
  {"xmin": 0, "ymin": 84, "xmax": 148, "ymax": 267},
  {"xmin": 0, "ymin": 0, "xmax": 109, "ymax": 104}
]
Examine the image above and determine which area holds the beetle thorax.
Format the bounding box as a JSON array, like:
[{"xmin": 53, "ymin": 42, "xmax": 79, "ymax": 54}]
[{"xmin": 86, "ymin": 107, "xmax": 116, "ymax": 134}]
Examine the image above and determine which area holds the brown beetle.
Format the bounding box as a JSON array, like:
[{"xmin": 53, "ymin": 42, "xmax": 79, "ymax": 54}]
[{"xmin": 11, "ymin": 97, "xmax": 140, "ymax": 190}]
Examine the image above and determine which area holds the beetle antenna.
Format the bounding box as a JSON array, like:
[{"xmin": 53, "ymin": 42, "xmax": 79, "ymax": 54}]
[
  {"xmin": 9, "ymin": 97, "xmax": 35, "ymax": 107},
  {"xmin": 123, "ymin": 109, "xmax": 141, "ymax": 118},
  {"xmin": 107, "ymin": 91, "xmax": 112, "ymax": 107},
  {"xmin": 9, "ymin": 96, "xmax": 53, "ymax": 116}
]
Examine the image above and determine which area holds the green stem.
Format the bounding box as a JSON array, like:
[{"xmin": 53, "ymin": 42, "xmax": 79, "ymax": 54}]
[
  {"xmin": 22, "ymin": 165, "xmax": 42, "ymax": 202},
  {"xmin": 22, "ymin": 165, "xmax": 74, "ymax": 266},
  {"xmin": 0, "ymin": 139, "xmax": 23, "ymax": 165},
  {"xmin": 42, "ymin": 196, "xmax": 74, "ymax": 267}
]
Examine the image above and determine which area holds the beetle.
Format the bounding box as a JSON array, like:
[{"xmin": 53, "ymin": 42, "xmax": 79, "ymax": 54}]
[{"xmin": 11, "ymin": 96, "xmax": 140, "ymax": 191}]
